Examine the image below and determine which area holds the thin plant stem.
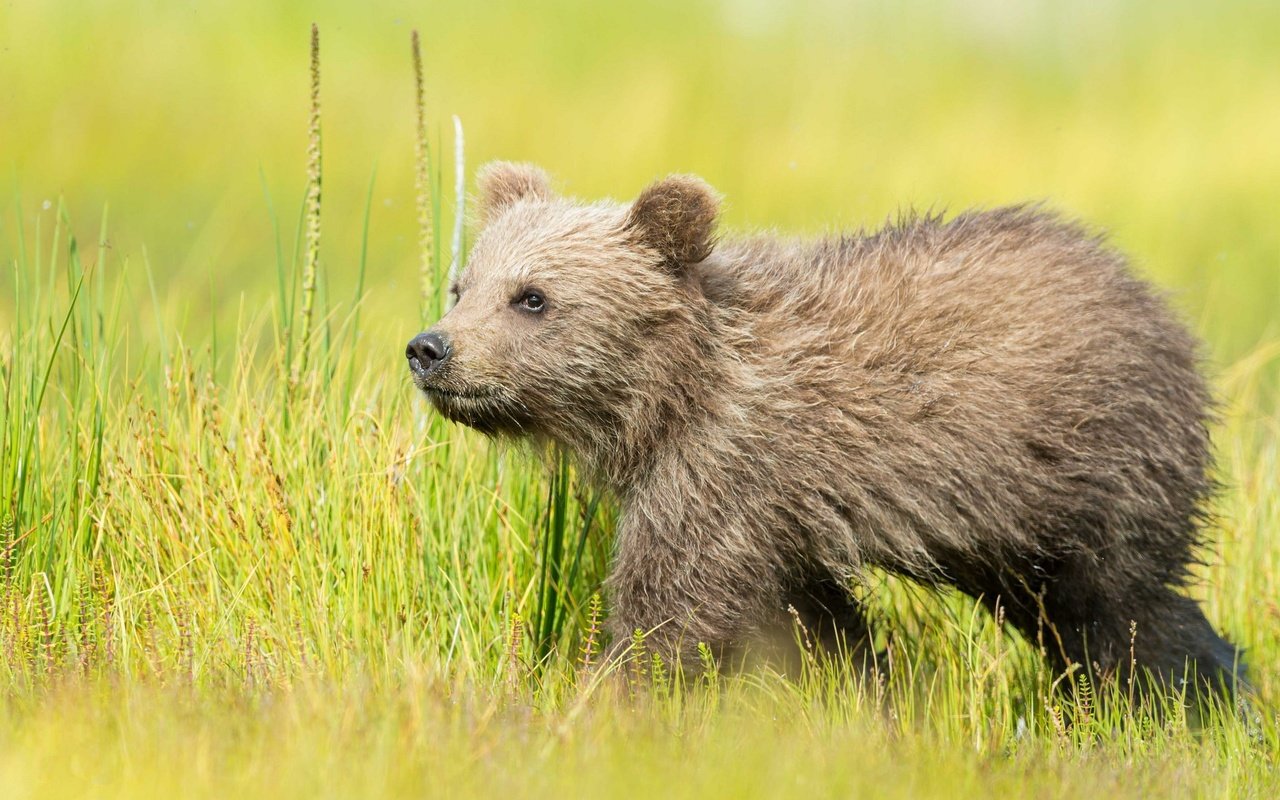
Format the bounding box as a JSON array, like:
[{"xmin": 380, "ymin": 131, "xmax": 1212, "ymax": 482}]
[{"xmin": 294, "ymin": 22, "xmax": 323, "ymax": 388}]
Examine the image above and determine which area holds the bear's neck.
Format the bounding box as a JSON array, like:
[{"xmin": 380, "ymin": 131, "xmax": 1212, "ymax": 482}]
[{"xmin": 573, "ymin": 301, "xmax": 741, "ymax": 493}]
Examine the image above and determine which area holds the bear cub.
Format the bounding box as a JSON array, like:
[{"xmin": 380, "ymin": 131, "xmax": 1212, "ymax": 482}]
[{"xmin": 406, "ymin": 162, "xmax": 1244, "ymax": 697}]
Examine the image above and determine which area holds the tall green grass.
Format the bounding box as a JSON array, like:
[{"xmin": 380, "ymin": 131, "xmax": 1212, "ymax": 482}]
[
  {"xmin": 0, "ymin": 24, "xmax": 614, "ymax": 695},
  {"xmin": 1, "ymin": 9, "xmax": 1279, "ymax": 799}
]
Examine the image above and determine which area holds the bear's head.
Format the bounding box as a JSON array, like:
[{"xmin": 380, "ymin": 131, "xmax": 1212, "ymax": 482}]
[{"xmin": 406, "ymin": 162, "xmax": 721, "ymax": 461}]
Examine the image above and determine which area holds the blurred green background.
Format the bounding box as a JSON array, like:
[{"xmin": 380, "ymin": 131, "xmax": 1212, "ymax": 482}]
[{"xmin": 1, "ymin": 0, "xmax": 1277, "ymax": 361}]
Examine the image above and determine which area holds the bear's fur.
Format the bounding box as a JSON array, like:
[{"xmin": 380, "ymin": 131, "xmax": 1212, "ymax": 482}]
[{"xmin": 407, "ymin": 161, "xmax": 1245, "ymax": 696}]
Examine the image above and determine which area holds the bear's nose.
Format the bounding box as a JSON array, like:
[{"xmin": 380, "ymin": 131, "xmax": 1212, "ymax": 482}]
[{"xmin": 405, "ymin": 332, "xmax": 451, "ymax": 376}]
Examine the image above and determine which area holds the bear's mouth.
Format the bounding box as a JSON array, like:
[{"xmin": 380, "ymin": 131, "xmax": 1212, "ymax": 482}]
[
  {"xmin": 422, "ymin": 386, "xmax": 496, "ymax": 401},
  {"xmin": 420, "ymin": 384, "xmax": 529, "ymax": 436}
]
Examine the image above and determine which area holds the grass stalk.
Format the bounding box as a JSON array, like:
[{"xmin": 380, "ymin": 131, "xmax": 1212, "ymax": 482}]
[
  {"xmin": 292, "ymin": 22, "xmax": 323, "ymax": 388},
  {"xmin": 449, "ymin": 114, "xmax": 466, "ymax": 290},
  {"xmin": 411, "ymin": 30, "xmax": 434, "ymax": 318}
]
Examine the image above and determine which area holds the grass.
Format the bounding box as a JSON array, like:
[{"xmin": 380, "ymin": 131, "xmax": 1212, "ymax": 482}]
[{"xmin": 1, "ymin": 1, "xmax": 1279, "ymax": 797}]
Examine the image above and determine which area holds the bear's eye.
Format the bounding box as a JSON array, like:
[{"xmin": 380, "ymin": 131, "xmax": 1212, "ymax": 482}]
[{"xmin": 515, "ymin": 290, "xmax": 546, "ymax": 314}]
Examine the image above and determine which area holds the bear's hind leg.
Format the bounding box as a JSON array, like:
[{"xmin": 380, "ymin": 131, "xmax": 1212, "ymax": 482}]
[
  {"xmin": 785, "ymin": 576, "xmax": 884, "ymax": 672},
  {"xmin": 994, "ymin": 562, "xmax": 1247, "ymax": 703},
  {"xmin": 1124, "ymin": 589, "xmax": 1247, "ymax": 699}
]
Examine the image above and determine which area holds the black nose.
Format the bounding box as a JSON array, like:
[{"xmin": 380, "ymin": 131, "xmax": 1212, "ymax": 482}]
[{"xmin": 406, "ymin": 332, "xmax": 451, "ymax": 376}]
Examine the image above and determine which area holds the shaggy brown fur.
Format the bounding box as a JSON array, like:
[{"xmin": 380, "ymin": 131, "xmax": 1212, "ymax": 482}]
[{"xmin": 406, "ymin": 162, "xmax": 1245, "ymax": 697}]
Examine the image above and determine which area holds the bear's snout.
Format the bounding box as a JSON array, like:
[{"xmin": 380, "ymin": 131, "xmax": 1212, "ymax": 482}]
[{"xmin": 405, "ymin": 331, "xmax": 451, "ymax": 379}]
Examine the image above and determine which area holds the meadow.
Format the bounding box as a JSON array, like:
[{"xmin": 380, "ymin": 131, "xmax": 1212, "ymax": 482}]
[{"xmin": 1, "ymin": 0, "xmax": 1279, "ymax": 797}]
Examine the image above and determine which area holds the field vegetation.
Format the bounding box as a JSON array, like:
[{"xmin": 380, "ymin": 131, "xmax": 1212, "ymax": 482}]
[{"xmin": 1, "ymin": 1, "xmax": 1278, "ymax": 796}]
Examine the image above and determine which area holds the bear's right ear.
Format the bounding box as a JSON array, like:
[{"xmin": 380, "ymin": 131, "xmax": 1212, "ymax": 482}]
[
  {"xmin": 475, "ymin": 161, "xmax": 553, "ymax": 225},
  {"xmin": 624, "ymin": 175, "xmax": 720, "ymax": 271}
]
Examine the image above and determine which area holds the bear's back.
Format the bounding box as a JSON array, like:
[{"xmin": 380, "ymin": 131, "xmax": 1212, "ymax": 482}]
[
  {"xmin": 706, "ymin": 207, "xmax": 1198, "ymax": 395},
  {"xmin": 692, "ymin": 207, "xmax": 1211, "ymax": 574}
]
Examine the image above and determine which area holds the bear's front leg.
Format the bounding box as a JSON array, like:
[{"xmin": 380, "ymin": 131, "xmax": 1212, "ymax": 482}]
[{"xmin": 602, "ymin": 511, "xmax": 786, "ymax": 672}]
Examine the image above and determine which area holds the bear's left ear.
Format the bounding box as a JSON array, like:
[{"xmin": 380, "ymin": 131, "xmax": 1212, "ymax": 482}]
[
  {"xmin": 476, "ymin": 161, "xmax": 553, "ymax": 225},
  {"xmin": 624, "ymin": 175, "xmax": 720, "ymax": 270}
]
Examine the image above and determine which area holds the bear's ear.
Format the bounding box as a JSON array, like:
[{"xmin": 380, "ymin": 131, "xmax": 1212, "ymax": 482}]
[
  {"xmin": 476, "ymin": 161, "xmax": 553, "ymax": 224},
  {"xmin": 624, "ymin": 175, "xmax": 720, "ymax": 270}
]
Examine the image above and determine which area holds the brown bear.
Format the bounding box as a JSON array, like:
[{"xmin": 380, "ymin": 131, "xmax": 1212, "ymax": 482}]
[{"xmin": 406, "ymin": 161, "xmax": 1245, "ymax": 697}]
